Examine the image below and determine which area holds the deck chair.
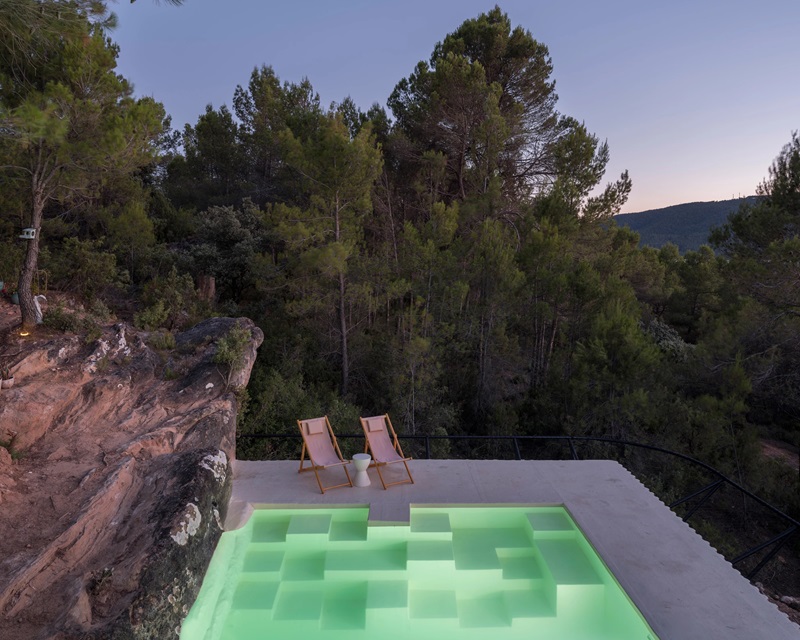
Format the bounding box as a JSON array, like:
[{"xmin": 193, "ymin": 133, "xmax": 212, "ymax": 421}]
[
  {"xmin": 298, "ymin": 416, "xmax": 353, "ymax": 494},
  {"xmin": 360, "ymin": 414, "xmax": 414, "ymax": 489}
]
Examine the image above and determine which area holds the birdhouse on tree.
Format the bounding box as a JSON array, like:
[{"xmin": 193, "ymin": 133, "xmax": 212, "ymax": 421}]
[{"xmin": 19, "ymin": 228, "xmax": 36, "ymax": 240}]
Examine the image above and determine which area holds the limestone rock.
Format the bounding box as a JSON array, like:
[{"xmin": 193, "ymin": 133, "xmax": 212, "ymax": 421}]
[{"xmin": 0, "ymin": 318, "xmax": 263, "ymax": 640}]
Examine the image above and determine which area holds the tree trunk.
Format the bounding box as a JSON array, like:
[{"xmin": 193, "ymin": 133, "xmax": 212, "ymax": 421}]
[
  {"xmin": 380, "ymin": 171, "xmax": 399, "ymax": 264},
  {"xmin": 334, "ymin": 195, "xmax": 349, "ymax": 396},
  {"xmin": 197, "ymin": 274, "xmax": 216, "ymax": 303},
  {"xmin": 18, "ymin": 195, "xmax": 44, "ymax": 331},
  {"xmin": 338, "ymin": 271, "xmax": 349, "ymax": 396}
]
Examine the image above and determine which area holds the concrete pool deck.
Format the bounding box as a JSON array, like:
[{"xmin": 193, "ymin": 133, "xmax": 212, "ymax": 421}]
[{"xmin": 228, "ymin": 459, "xmax": 798, "ymax": 640}]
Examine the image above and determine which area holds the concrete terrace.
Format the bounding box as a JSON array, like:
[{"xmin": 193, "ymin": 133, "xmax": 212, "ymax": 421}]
[{"xmin": 228, "ymin": 459, "xmax": 799, "ymax": 640}]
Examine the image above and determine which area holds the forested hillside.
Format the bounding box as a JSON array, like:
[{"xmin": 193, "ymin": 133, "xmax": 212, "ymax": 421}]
[
  {"xmin": 614, "ymin": 197, "xmax": 761, "ymax": 252},
  {"xmin": 1, "ymin": 3, "xmax": 798, "ymax": 590}
]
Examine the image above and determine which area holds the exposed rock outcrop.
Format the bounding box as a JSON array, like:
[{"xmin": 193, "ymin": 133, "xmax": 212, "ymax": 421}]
[{"xmin": 0, "ymin": 317, "xmax": 263, "ymax": 640}]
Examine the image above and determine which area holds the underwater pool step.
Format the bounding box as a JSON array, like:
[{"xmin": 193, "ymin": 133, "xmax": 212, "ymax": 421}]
[
  {"xmin": 407, "ymin": 588, "xmax": 557, "ymax": 627},
  {"xmin": 554, "ymin": 582, "xmax": 607, "ymax": 619},
  {"xmin": 230, "ymin": 580, "xmax": 559, "ymax": 625},
  {"xmin": 285, "ymin": 513, "xmax": 332, "ymax": 541},
  {"xmin": 457, "ymin": 592, "xmax": 512, "ymax": 628},
  {"xmin": 248, "ymin": 511, "xmax": 363, "ymax": 543},
  {"xmin": 325, "ymin": 545, "xmax": 408, "ymax": 575},
  {"xmin": 250, "ymin": 517, "xmax": 291, "ymax": 543},
  {"xmin": 272, "ymin": 585, "xmax": 324, "ymax": 620},
  {"xmin": 231, "ymin": 579, "xmax": 280, "ymax": 610},
  {"xmin": 407, "ymin": 539, "xmax": 454, "ymax": 560},
  {"xmin": 367, "ymin": 523, "xmax": 412, "ymax": 541},
  {"xmin": 451, "ymin": 527, "xmax": 530, "ymax": 573},
  {"xmin": 536, "ymin": 537, "xmax": 607, "ymax": 619},
  {"xmin": 408, "ymin": 589, "xmax": 458, "ymax": 619},
  {"xmin": 366, "ymin": 580, "xmax": 409, "ymax": 609},
  {"xmin": 407, "ymin": 539, "xmax": 456, "ymax": 576},
  {"xmin": 241, "ymin": 549, "xmax": 284, "ymax": 574},
  {"xmin": 269, "ymin": 583, "xmax": 372, "ymax": 630},
  {"xmin": 319, "ymin": 583, "xmax": 368, "ymax": 630},
  {"xmin": 526, "ymin": 510, "xmax": 576, "ymax": 537},
  {"xmin": 497, "ymin": 548, "xmax": 545, "ymax": 580},
  {"xmin": 409, "ymin": 511, "xmax": 453, "ymax": 539},
  {"xmin": 281, "ymin": 551, "xmax": 327, "ymax": 581},
  {"xmin": 536, "ymin": 539, "xmax": 603, "ymax": 585},
  {"xmin": 504, "ymin": 586, "xmax": 557, "ymax": 620},
  {"xmin": 328, "ymin": 519, "xmax": 368, "ymax": 541}
]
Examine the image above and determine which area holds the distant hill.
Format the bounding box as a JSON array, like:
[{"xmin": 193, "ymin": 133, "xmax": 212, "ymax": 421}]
[{"xmin": 614, "ymin": 197, "xmax": 761, "ymax": 253}]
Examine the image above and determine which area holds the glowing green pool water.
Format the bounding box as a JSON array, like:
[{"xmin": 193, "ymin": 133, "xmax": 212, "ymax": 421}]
[{"xmin": 181, "ymin": 506, "xmax": 659, "ymax": 640}]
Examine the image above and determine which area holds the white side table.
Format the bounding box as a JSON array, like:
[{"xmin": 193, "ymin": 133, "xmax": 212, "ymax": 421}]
[{"xmin": 352, "ymin": 453, "xmax": 371, "ymax": 487}]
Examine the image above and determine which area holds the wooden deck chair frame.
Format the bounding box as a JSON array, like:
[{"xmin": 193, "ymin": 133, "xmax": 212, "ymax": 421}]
[
  {"xmin": 360, "ymin": 414, "xmax": 414, "ymax": 489},
  {"xmin": 298, "ymin": 416, "xmax": 353, "ymax": 494}
]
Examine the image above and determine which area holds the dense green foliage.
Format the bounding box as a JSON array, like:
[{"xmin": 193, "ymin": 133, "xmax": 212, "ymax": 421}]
[
  {"xmin": 710, "ymin": 133, "xmax": 800, "ymax": 442},
  {"xmin": 1, "ymin": 5, "xmax": 797, "ymax": 582},
  {"xmin": 0, "ymin": 1, "xmax": 166, "ymax": 327}
]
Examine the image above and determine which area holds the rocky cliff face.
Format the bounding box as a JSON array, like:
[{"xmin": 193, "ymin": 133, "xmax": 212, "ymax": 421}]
[{"xmin": 0, "ymin": 317, "xmax": 263, "ymax": 640}]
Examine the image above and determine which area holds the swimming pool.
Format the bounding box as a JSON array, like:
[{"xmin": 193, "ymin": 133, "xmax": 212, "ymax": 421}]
[{"xmin": 180, "ymin": 505, "xmax": 659, "ymax": 640}]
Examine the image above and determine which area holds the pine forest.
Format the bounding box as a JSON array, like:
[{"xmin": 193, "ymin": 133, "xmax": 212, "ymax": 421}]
[{"xmin": 1, "ymin": 2, "xmax": 798, "ymax": 597}]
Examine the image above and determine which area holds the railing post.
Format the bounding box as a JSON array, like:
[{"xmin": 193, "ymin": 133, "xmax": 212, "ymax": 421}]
[
  {"xmin": 425, "ymin": 436, "xmax": 431, "ymax": 460},
  {"xmin": 513, "ymin": 437, "xmax": 521, "ymax": 460},
  {"xmin": 569, "ymin": 438, "xmax": 579, "ymax": 460},
  {"xmin": 732, "ymin": 525, "xmax": 798, "ymax": 580},
  {"xmin": 670, "ymin": 479, "xmax": 724, "ymax": 523}
]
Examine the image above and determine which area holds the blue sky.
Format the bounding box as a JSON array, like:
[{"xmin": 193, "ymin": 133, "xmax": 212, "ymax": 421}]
[{"xmin": 111, "ymin": 0, "xmax": 799, "ymax": 213}]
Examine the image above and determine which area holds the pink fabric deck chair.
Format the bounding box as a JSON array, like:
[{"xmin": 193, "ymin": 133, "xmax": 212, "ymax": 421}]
[
  {"xmin": 297, "ymin": 416, "xmax": 353, "ymax": 494},
  {"xmin": 360, "ymin": 414, "xmax": 414, "ymax": 489}
]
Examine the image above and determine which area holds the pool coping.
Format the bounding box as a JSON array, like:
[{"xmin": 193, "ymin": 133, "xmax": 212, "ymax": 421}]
[{"xmin": 228, "ymin": 458, "xmax": 799, "ymax": 640}]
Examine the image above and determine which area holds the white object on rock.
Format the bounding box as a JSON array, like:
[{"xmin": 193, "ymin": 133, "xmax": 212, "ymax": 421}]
[{"xmin": 33, "ymin": 295, "xmax": 47, "ymax": 324}]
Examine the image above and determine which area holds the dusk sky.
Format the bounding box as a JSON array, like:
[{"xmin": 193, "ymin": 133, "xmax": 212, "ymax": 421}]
[{"xmin": 111, "ymin": 0, "xmax": 799, "ymax": 213}]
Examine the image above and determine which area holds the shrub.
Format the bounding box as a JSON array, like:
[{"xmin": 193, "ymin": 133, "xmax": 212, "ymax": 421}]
[
  {"xmin": 136, "ymin": 266, "xmax": 207, "ymax": 330},
  {"xmin": 43, "ymin": 303, "xmax": 104, "ymax": 339},
  {"xmin": 134, "ymin": 300, "xmax": 169, "ymax": 331},
  {"xmin": 147, "ymin": 330, "xmax": 176, "ymax": 352},
  {"xmin": 213, "ymin": 324, "xmax": 250, "ymax": 388},
  {"xmin": 43, "ymin": 305, "xmax": 83, "ymax": 333},
  {"xmin": 0, "ymin": 241, "xmax": 24, "ymax": 288},
  {"xmin": 44, "ymin": 238, "xmax": 119, "ymax": 303}
]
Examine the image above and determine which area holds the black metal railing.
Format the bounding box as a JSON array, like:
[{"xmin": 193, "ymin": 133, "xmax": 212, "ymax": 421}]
[{"xmin": 237, "ymin": 432, "xmax": 799, "ymax": 582}]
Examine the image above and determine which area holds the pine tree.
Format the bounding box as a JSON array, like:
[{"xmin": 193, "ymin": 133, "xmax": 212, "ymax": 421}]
[
  {"xmin": 278, "ymin": 113, "xmax": 382, "ymax": 395},
  {"xmin": 0, "ymin": 16, "xmax": 164, "ymax": 329}
]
